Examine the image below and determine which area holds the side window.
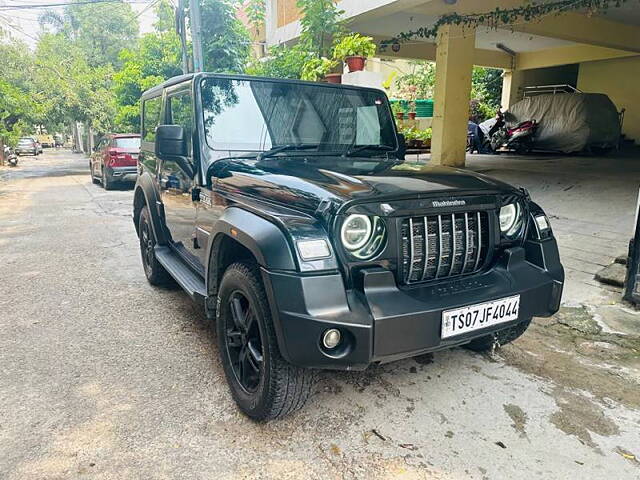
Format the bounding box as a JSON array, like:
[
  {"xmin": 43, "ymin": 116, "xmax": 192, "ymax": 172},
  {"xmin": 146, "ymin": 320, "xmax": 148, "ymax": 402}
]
[
  {"xmin": 167, "ymin": 91, "xmax": 193, "ymax": 155},
  {"xmin": 143, "ymin": 96, "xmax": 162, "ymax": 143}
]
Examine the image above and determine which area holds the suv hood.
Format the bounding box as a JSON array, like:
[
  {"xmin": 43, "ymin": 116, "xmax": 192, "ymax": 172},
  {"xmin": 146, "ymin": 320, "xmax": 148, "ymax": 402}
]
[{"xmin": 215, "ymin": 157, "xmax": 519, "ymax": 214}]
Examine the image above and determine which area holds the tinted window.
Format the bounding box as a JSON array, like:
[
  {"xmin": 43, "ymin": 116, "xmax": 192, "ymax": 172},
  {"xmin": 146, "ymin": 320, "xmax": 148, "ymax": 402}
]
[
  {"xmin": 143, "ymin": 96, "xmax": 162, "ymax": 142},
  {"xmin": 167, "ymin": 92, "xmax": 193, "ymax": 154},
  {"xmin": 114, "ymin": 137, "xmax": 141, "ymax": 149},
  {"xmin": 200, "ymin": 78, "xmax": 396, "ymax": 152}
]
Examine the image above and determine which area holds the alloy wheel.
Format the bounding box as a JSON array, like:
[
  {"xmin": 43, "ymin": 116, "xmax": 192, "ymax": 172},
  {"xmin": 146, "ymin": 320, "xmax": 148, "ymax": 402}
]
[
  {"xmin": 225, "ymin": 291, "xmax": 264, "ymax": 393},
  {"xmin": 140, "ymin": 220, "xmax": 155, "ymax": 274}
]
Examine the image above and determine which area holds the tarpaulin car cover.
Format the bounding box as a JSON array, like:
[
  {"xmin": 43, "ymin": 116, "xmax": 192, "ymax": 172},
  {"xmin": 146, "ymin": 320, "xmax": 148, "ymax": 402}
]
[{"xmin": 505, "ymin": 93, "xmax": 620, "ymax": 153}]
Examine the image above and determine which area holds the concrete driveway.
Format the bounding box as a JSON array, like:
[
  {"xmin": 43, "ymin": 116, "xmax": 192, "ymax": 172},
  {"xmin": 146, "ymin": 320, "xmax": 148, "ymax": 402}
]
[{"xmin": 1, "ymin": 150, "xmax": 638, "ymax": 479}]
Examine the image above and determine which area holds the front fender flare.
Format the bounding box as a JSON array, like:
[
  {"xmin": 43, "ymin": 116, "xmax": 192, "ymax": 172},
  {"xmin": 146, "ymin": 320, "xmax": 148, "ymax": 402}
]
[
  {"xmin": 133, "ymin": 172, "xmax": 168, "ymax": 245},
  {"xmin": 205, "ymin": 207, "xmax": 297, "ymax": 280}
]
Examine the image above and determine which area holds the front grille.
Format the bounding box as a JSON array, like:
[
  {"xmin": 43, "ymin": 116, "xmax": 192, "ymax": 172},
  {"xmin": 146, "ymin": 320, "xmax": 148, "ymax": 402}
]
[{"xmin": 400, "ymin": 211, "xmax": 490, "ymax": 284}]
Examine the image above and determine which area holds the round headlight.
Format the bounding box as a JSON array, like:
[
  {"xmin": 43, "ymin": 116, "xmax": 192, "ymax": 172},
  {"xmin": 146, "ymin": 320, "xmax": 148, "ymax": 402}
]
[
  {"xmin": 341, "ymin": 214, "xmax": 372, "ymax": 250},
  {"xmin": 499, "ymin": 203, "xmax": 522, "ymax": 237}
]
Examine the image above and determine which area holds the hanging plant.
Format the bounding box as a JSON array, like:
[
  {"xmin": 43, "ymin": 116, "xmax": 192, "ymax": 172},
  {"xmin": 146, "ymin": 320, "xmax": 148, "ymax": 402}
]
[{"xmin": 381, "ymin": 0, "xmax": 634, "ymax": 51}]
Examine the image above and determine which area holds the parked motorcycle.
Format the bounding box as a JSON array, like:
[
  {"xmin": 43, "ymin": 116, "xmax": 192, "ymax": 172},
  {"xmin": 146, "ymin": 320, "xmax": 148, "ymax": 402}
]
[
  {"xmin": 490, "ymin": 119, "xmax": 538, "ymax": 155},
  {"xmin": 471, "ymin": 110, "xmax": 538, "ymax": 155},
  {"xmin": 3, "ymin": 145, "xmax": 18, "ymax": 167}
]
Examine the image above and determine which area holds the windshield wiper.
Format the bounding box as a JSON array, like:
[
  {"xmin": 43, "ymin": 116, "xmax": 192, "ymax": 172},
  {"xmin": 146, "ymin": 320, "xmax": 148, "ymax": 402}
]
[
  {"xmin": 343, "ymin": 144, "xmax": 395, "ymax": 157},
  {"xmin": 257, "ymin": 144, "xmax": 318, "ymax": 161}
]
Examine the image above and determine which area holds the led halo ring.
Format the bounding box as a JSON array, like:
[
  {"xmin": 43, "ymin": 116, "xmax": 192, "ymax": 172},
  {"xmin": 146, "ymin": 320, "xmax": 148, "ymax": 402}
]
[
  {"xmin": 499, "ymin": 202, "xmax": 522, "ymax": 237},
  {"xmin": 340, "ymin": 214, "xmax": 372, "ymax": 251}
]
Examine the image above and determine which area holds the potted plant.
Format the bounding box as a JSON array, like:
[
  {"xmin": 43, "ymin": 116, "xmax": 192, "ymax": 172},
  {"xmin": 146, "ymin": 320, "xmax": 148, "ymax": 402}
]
[
  {"xmin": 332, "ymin": 33, "xmax": 376, "ymax": 73},
  {"xmin": 416, "ymin": 127, "xmax": 432, "ymax": 148},
  {"xmin": 408, "ymin": 100, "xmax": 417, "ymax": 120},
  {"xmin": 301, "ymin": 57, "xmax": 339, "ymax": 83},
  {"xmin": 400, "ymin": 126, "xmax": 421, "ymax": 148},
  {"xmin": 398, "ymin": 84, "xmax": 418, "ymax": 120},
  {"xmin": 391, "ymin": 102, "xmax": 405, "ymax": 121}
]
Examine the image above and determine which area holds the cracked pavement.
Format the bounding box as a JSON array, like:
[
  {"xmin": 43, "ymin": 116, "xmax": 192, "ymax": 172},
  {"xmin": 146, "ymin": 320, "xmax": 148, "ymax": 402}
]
[{"xmin": 1, "ymin": 150, "xmax": 639, "ymax": 479}]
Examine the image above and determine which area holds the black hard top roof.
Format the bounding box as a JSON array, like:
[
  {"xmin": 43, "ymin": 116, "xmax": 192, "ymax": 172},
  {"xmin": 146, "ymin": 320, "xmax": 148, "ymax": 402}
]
[{"xmin": 140, "ymin": 72, "xmax": 386, "ymax": 100}]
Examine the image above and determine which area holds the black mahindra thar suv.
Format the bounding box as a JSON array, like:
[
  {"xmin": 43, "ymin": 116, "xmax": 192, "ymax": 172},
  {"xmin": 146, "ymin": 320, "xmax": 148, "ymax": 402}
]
[{"xmin": 133, "ymin": 74, "xmax": 564, "ymax": 420}]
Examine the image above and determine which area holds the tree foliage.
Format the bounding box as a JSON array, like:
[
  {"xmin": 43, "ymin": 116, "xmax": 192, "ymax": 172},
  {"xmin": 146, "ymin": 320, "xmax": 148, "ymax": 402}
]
[
  {"xmin": 1, "ymin": 0, "xmax": 255, "ymax": 144},
  {"xmin": 39, "ymin": 0, "xmax": 138, "ymax": 68},
  {"xmin": 114, "ymin": 30, "xmax": 183, "ymax": 132},
  {"xmin": 296, "ymin": 0, "xmax": 344, "ymax": 58},
  {"xmin": 188, "ymin": 0, "xmax": 251, "ymax": 73},
  {"xmin": 248, "ymin": 0, "xmax": 344, "ymax": 79}
]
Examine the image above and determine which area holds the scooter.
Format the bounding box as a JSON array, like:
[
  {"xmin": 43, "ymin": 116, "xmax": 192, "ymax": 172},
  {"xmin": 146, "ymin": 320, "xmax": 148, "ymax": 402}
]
[
  {"xmin": 490, "ymin": 119, "xmax": 538, "ymax": 154},
  {"xmin": 3, "ymin": 145, "xmax": 18, "ymax": 167}
]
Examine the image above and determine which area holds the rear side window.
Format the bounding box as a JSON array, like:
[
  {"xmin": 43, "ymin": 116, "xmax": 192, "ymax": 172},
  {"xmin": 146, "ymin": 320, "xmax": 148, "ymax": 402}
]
[
  {"xmin": 167, "ymin": 91, "xmax": 193, "ymax": 154},
  {"xmin": 114, "ymin": 137, "xmax": 141, "ymax": 149},
  {"xmin": 143, "ymin": 96, "xmax": 162, "ymax": 142}
]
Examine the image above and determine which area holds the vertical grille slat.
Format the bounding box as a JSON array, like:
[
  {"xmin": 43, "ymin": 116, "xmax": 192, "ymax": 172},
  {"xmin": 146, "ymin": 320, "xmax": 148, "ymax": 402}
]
[
  {"xmin": 435, "ymin": 216, "xmax": 443, "ymax": 278},
  {"xmin": 421, "ymin": 217, "xmax": 429, "ymax": 281},
  {"xmin": 474, "ymin": 211, "xmax": 483, "ymax": 271},
  {"xmin": 407, "ymin": 218, "xmax": 416, "ymax": 281},
  {"xmin": 401, "ymin": 210, "xmax": 491, "ymax": 285}
]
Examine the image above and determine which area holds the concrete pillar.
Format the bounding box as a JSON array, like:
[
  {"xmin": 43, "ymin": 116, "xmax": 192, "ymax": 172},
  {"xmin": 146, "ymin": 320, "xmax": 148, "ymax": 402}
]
[
  {"xmin": 501, "ymin": 69, "xmax": 525, "ymax": 109},
  {"xmin": 429, "ymin": 24, "xmax": 476, "ymax": 168}
]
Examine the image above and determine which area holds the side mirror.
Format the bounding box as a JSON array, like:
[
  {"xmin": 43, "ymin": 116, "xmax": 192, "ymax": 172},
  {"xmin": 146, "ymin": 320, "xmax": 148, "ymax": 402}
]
[
  {"xmin": 396, "ymin": 133, "xmax": 406, "ymax": 160},
  {"xmin": 155, "ymin": 125, "xmax": 187, "ymax": 157},
  {"xmin": 155, "ymin": 125, "xmax": 193, "ymax": 177}
]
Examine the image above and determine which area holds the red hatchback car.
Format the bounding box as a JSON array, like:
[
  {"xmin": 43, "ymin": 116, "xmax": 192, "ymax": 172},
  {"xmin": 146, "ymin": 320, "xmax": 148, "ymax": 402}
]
[{"xmin": 90, "ymin": 134, "xmax": 141, "ymax": 189}]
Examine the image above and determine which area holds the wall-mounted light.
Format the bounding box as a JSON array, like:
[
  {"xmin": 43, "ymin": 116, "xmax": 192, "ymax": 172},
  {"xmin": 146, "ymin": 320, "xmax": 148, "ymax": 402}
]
[{"xmin": 496, "ymin": 43, "xmax": 516, "ymax": 57}]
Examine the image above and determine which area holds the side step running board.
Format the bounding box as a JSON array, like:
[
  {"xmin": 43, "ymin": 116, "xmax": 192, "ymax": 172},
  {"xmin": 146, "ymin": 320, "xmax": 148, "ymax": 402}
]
[{"xmin": 154, "ymin": 246, "xmax": 207, "ymax": 303}]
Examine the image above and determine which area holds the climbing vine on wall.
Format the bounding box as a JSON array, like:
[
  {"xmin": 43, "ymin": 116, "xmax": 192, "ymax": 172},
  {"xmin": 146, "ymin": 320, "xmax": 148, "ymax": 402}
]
[
  {"xmin": 381, "ymin": 0, "xmax": 635, "ymax": 51},
  {"xmin": 246, "ymin": 0, "xmax": 266, "ymax": 30}
]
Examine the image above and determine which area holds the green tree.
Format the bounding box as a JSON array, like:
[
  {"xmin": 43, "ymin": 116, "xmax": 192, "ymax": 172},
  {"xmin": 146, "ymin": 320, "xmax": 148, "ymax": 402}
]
[
  {"xmin": 247, "ymin": 0, "xmax": 344, "ymax": 79},
  {"xmin": 471, "ymin": 67, "xmax": 503, "ymax": 109},
  {"xmin": 39, "ymin": 0, "xmax": 138, "ymax": 68},
  {"xmin": 0, "ymin": 38, "xmax": 42, "ymax": 143},
  {"xmin": 246, "ymin": 44, "xmax": 312, "ymax": 79},
  {"xmin": 113, "ymin": 31, "xmax": 183, "ymax": 132},
  {"xmin": 154, "ymin": 0, "xmax": 176, "ymax": 33},
  {"xmin": 33, "ymin": 32, "xmax": 116, "ymax": 134},
  {"xmin": 189, "ymin": 0, "xmax": 251, "ymax": 73},
  {"xmin": 296, "ymin": 0, "xmax": 344, "ymax": 58}
]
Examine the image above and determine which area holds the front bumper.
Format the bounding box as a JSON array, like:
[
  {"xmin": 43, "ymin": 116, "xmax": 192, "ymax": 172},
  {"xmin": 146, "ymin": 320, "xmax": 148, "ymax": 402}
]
[
  {"xmin": 16, "ymin": 149, "xmax": 36, "ymax": 155},
  {"xmin": 263, "ymin": 238, "xmax": 563, "ymax": 370}
]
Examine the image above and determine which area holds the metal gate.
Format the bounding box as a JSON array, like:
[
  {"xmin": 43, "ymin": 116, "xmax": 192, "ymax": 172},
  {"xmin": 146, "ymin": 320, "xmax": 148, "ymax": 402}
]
[{"xmin": 623, "ymin": 189, "xmax": 640, "ymax": 305}]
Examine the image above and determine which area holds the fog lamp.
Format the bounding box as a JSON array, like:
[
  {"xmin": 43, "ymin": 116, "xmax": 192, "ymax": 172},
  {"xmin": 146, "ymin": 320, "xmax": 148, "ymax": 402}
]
[{"xmin": 322, "ymin": 329, "xmax": 341, "ymax": 349}]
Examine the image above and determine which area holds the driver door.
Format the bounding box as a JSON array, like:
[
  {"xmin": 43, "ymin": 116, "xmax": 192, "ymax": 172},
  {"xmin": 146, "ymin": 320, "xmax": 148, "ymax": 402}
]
[{"xmin": 158, "ymin": 84, "xmax": 199, "ymax": 266}]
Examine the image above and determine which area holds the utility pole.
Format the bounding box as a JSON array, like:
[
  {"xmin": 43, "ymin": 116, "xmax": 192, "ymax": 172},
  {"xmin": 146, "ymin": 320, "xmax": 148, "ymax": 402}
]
[
  {"xmin": 176, "ymin": 0, "xmax": 190, "ymax": 74},
  {"xmin": 188, "ymin": 0, "xmax": 204, "ymax": 72}
]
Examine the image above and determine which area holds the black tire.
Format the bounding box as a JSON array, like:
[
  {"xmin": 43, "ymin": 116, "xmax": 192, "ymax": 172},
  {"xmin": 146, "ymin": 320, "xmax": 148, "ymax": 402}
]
[
  {"xmin": 463, "ymin": 319, "xmax": 531, "ymax": 352},
  {"xmin": 102, "ymin": 168, "xmax": 114, "ymax": 190},
  {"xmin": 138, "ymin": 206, "xmax": 173, "ymax": 286},
  {"xmin": 216, "ymin": 262, "xmax": 315, "ymax": 421}
]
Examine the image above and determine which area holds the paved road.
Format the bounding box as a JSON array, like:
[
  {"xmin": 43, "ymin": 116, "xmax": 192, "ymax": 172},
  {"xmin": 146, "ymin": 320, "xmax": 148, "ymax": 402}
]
[{"xmin": 1, "ymin": 150, "xmax": 638, "ymax": 479}]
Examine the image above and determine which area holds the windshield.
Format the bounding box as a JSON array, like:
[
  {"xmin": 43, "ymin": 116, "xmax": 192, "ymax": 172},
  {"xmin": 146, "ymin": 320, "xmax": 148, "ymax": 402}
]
[
  {"xmin": 114, "ymin": 137, "xmax": 141, "ymax": 149},
  {"xmin": 200, "ymin": 77, "xmax": 397, "ymax": 155},
  {"xmin": 18, "ymin": 139, "xmax": 34, "ymax": 146}
]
